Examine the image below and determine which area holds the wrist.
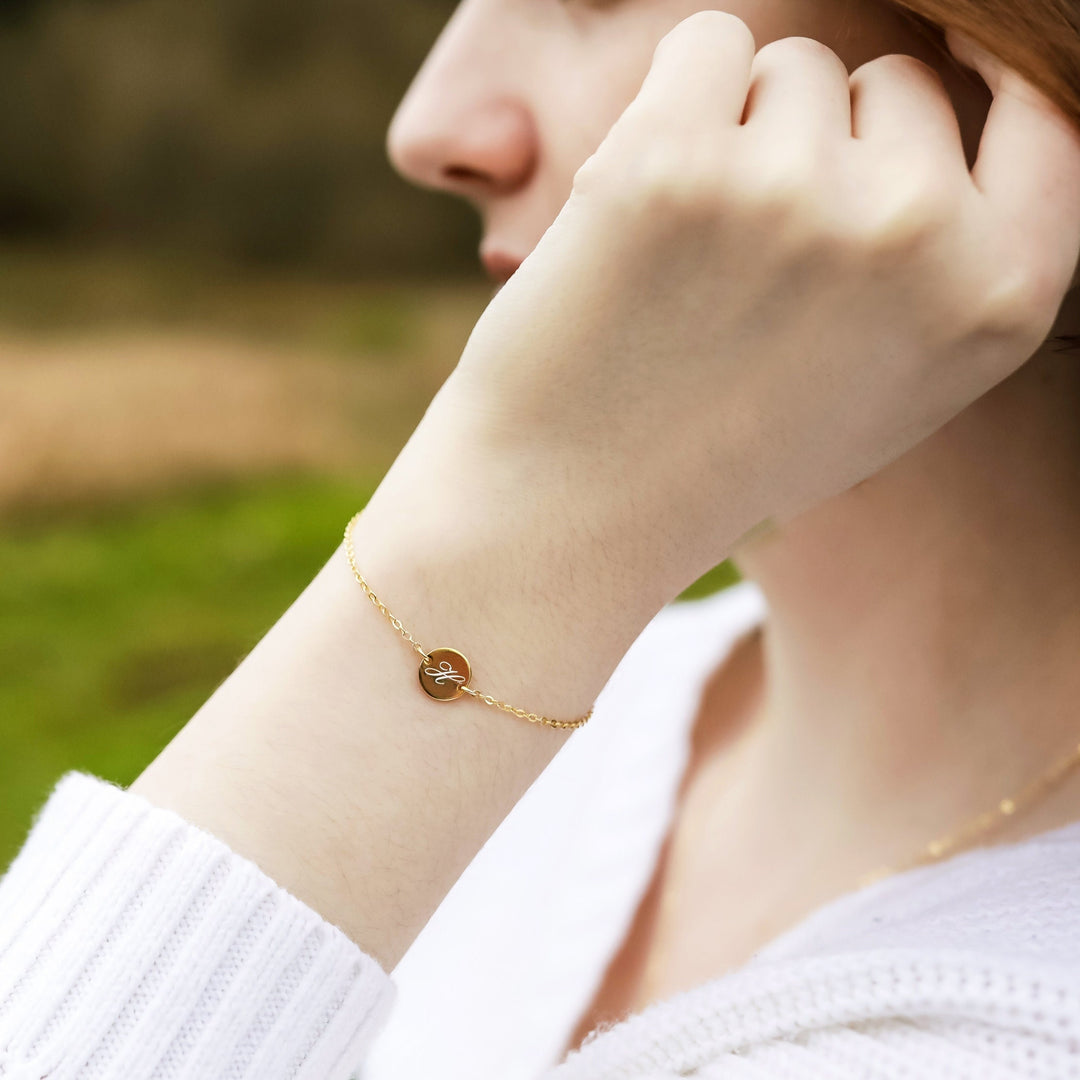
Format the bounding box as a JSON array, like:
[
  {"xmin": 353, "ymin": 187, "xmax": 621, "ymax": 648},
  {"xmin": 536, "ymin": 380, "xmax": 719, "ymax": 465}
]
[
  {"xmin": 351, "ymin": 462, "xmax": 637, "ymax": 731},
  {"xmin": 352, "ymin": 363, "xmax": 768, "ymax": 725}
]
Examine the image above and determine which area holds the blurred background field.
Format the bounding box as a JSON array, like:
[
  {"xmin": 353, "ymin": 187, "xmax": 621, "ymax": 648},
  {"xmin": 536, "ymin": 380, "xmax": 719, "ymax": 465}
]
[{"xmin": 0, "ymin": 0, "xmax": 736, "ymax": 869}]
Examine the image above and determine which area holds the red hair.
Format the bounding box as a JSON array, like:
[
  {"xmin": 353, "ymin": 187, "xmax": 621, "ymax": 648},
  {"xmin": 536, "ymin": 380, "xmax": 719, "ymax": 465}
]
[{"xmin": 895, "ymin": 0, "xmax": 1080, "ymax": 125}]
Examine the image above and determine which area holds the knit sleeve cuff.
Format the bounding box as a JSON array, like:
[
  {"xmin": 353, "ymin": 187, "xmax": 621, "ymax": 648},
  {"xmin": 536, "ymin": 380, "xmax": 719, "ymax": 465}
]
[{"xmin": 0, "ymin": 771, "xmax": 396, "ymax": 1080}]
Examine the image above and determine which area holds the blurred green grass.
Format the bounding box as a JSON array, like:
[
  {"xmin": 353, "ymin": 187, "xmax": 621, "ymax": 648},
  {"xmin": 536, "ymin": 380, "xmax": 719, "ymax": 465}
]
[
  {"xmin": 0, "ymin": 472, "xmax": 377, "ymax": 869},
  {"xmin": 0, "ymin": 471, "xmax": 737, "ymax": 871}
]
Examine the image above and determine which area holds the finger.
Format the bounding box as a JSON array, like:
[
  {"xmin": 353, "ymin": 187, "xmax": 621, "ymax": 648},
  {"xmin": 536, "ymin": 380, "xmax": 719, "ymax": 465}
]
[
  {"xmin": 946, "ymin": 29, "xmax": 1080, "ymax": 283},
  {"xmin": 849, "ymin": 53, "xmax": 968, "ymax": 166},
  {"xmin": 742, "ymin": 37, "xmax": 852, "ymax": 144},
  {"xmin": 635, "ymin": 10, "xmax": 757, "ymax": 129}
]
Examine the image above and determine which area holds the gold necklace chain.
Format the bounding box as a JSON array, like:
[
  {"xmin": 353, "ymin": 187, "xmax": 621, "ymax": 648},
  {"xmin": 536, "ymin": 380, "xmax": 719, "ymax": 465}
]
[
  {"xmin": 635, "ymin": 723, "xmax": 1080, "ymax": 1007},
  {"xmin": 343, "ymin": 512, "xmax": 592, "ymax": 731},
  {"xmin": 858, "ymin": 735, "xmax": 1080, "ymax": 887}
]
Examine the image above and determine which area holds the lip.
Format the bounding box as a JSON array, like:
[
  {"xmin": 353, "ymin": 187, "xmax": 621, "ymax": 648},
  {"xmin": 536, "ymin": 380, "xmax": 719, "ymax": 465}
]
[{"xmin": 480, "ymin": 247, "xmax": 523, "ymax": 285}]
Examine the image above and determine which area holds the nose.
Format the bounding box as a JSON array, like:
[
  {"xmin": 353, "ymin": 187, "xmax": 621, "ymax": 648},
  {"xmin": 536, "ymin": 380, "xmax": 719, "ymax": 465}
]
[
  {"xmin": 386, "ymin": 9, "xmax": 538, "ymax": 200},
  {"xmin": 388, "ymin": 98, "xmax": 537, "ymax": 198}
]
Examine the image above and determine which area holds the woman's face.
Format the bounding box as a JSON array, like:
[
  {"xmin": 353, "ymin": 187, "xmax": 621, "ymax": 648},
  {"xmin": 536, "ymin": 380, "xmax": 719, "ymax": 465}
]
[{"xmin": 388, "ymin": 0, "xmax": 990, "ymax": 283}]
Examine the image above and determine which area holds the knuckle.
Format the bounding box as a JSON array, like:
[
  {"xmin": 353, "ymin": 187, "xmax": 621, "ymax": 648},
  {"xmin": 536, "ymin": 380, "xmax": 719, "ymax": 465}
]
[
  {"xmin": 850, "ymin": 51, "xmax": 945, "ymax": 90},
  {"xmin": 602, "ymin": 122, "xmax": 731, "ymax": 221},
  {"xmin": 657, "ymin": 9, "xmax": 755, "ymax": 60},
  {"xmin": 642, "ymin": 166, "xmax": 714, "ymax": 220},
  {"xmin": 739, "ymin": 152, "xmax": 819, "ymax": 216},
  {"xmin": 680, "ymin": 9, "xmax": 755, "ymax": 47},
  {"xmin": 724, "ymin": 153, "xmax": 836, "ymax": 253},
  {"xmin": 974, "ymin": 261, "xmax": 1064, "ymax": 346},
  {"xmin": 618, "ymin": 142, "xmax": 827, "ymax": 236},
  {"xmin": 860, "ymin": 174, "xmax": 954, "ymax": 254},
  {"xmin": 610, "ymin": 143, "xmax": 711, "ymax": 220},
  {"xmin": 755, "ymin": 34, "xmax": 844, "ymax": 71}
]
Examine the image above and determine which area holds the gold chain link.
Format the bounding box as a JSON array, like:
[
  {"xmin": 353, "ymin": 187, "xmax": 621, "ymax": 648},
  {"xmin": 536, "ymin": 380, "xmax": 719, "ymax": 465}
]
[
  {"xmin": 343, "ymin": 512, "xmax": 592, "ymax": 731},
  {"xmin": 859, "ymin": 738, "xmax": 1080, "ymax": 887}
]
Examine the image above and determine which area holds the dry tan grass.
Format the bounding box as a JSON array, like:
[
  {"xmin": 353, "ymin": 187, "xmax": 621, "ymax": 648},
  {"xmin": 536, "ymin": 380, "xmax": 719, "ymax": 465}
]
[{"xmin": 0, "ymin": 288, "xmax": 486, "ymax": 507}]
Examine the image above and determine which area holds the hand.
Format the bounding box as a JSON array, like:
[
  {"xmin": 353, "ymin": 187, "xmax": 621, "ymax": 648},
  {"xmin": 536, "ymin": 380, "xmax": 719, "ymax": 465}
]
[{"xmin": 434, "ymin": 10, "xmax": 1080, "ymax": 602}]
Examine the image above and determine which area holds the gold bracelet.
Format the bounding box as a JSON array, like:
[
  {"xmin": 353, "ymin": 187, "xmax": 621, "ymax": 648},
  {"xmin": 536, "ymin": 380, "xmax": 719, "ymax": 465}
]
[{"xmin": 343, "ymin": 512, "xmax": 593, "ymax": 731}]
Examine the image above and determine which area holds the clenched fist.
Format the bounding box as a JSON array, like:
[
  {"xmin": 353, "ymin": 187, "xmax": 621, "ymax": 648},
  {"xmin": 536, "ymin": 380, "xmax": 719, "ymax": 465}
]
[{"xmin": 425, "ymin": 11, "xmax": 1080, "ymax": 596}]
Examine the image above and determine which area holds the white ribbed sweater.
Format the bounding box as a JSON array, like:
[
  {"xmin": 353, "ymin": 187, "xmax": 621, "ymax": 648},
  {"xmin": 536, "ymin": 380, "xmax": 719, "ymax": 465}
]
[{"xmin": 2, "ymin": 583, "xmax": 1080, "ymax": 1079}]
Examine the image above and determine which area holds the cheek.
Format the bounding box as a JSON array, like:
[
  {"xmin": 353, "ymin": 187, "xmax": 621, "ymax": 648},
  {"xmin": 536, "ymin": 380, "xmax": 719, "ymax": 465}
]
[
  {"xmin": 529, "ymin": 1, "xmax": 800, "ymax": 198},
  {"xmin": 530, "ymin": 31, "xmax": 654, "ymax": 198}
]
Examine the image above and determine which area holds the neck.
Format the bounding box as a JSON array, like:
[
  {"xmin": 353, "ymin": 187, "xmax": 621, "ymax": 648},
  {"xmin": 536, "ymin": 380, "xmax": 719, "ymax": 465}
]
[{"xmin": 728, "ymin": 298, "xmax": 1080, "ymax": 867}]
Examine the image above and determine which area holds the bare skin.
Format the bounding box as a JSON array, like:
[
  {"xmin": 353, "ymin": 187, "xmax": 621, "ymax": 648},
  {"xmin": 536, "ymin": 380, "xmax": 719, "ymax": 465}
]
[
  {"xmin": 386, "ymin": 0, "xmax": 1080, "ymax": 1044},
  {"xmin": 131, "ymin": 0, "xmax": 1080, "ymax": 1017},
  {"xmin": 570, "ymin": 321, "xmax": 1080, "ymax": 1036},
  {"xmin": 565, "ymin": 311, "xmax": 1080, "ymax": 1048},
  {"xmin": 638, "ymin": 297, "xmax": 1080, "ymax": 991}
]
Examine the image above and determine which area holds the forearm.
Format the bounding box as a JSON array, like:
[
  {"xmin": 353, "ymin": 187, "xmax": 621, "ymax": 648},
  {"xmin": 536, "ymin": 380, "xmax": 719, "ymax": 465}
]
[
  {"xmin": 0, "ymin": 397, "xmax": 700, "ymax": 1076},
  {"xmin": 128, "ymin": 397, "xmax": 687, "ymax": 970}
]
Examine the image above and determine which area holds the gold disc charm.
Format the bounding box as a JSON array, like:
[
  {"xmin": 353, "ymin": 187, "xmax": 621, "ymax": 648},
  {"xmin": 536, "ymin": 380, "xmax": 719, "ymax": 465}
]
[{"xmin": 419, "ymin": 647, "xmax": 471, "ymax": 702}]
